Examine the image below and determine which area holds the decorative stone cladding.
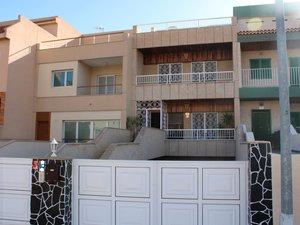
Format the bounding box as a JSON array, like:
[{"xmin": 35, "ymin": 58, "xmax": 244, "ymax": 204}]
[
  {"xmin": 30, "ymin": 159, "xmax": 72, "ymax": 225},
  {"xmin": 0, "ymin": 92, "xmax": 5, "ymax": 125},
  {"xmin": 249, "ymin": 143, "xmax": 273, "ymax": 225}
]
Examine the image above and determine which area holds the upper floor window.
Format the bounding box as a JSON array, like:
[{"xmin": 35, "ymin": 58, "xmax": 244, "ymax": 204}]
[
  {"xmin": 52, "ymin": 70, "xmax": 73, "ymax": 87},
  {"xmin": 191, "ymin": 61, "xmax": 217, "ymax": 73},
  {"xmin": 98, "ymin": 75, "xmax": 116, "ymax": 94},
  {"xmin": 250, "ymin": 58, "xmax": 272, "ymax": 79},
  {"xmin": 158, "ymin": 63, "xmax": 183, "ymax": 83},
  {"xmin": 158, "ymin": 63, "xmax": 183, "ymax": 74},
  {"xmin": 289, "ymin": 57, "xmax": 300, "ymax": 67}
]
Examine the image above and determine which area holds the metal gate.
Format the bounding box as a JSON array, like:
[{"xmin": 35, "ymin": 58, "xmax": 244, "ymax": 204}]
[{"xmin": 73, "ymin": 160, "xmax": 247, "ymax": 225}]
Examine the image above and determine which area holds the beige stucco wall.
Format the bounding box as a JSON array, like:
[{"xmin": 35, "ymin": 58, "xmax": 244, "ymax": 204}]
[
  {"xmin": 165, "ymin": 139, "xmax": 236, "ymax": 157},
  {"xmin": 0, "ymin": 16, "xmax": 56, "ymax": 139},
  {"xmin": 272, "ymin": 154, "xmax": 300, "ymax": 225},
  {"xmin": 240, "ymin": 100, "xmax": 300, "ymax": 132},
  {"xmin": 37, "ymin": 61, "xmax": 79, "ymax": 97},
  {"xmin": 37, "ymin": 17, "xmax": 80, "ymax": 39},
  {"xmin": 37, "ymin": 40, "xmax": 126, "ymax": 64},
  {"xmin": 50, "ymin": 111, "xmax": 122, "ymax": 141},
  {"xmin": 135, "ymin": 25, "xmax": 233, "ymax": 49},
  {"xmin": 55, "ymin": 17, "xmax": 81, "ymax": 39},
  {"xmin": 136, "ymin": 82, "xmax": 235, "ymax": 101},
  {"xmin": 241, "ymin": 49, "xmax": 300, "ymax": 69}
]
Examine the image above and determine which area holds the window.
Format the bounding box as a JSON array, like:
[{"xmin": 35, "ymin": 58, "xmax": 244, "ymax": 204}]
[
  {"xmin": 158, "ymin": 63, "xmax": 183, "ymax": 83},
  {"xmin": 98, "ymin": 75, "xmax": 116, "ymax": 94},
  {"xmin": 63, "ymin": 120, "xmax": 120, "ymax": 143},
  {"xmin": 52, "ymin": 70, "xmax": 73, "ymax": 87},
  {"xmin": 289, "ymin": 57, "xmax": 300, "ymax": 85},
  {"xmin": 168, "ymin": 113, "xmax": 183, "ymax": 129},
  {"xmin": 191, "ymin": 61, "xmax": 217, "ymax": 82},
  {"xmin": 250, "ymin": 58, "xmax": 272, "ymax": 79}
]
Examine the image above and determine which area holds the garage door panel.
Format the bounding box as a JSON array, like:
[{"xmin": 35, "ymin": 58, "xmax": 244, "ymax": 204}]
[
  {"xmin": 162, "ymin": 203, "xmax": 198, "ymax": 225},
  {"xmin": 79, "ymin": 199, "xmax": 112, "ymax": 225},
  {"xmin": 203, "ymin": 168, "xmax": 240, "ymax": 200},
  {"xmin": 116, "ymin": 201, "xmax": 150, "ymax": 225},
  {"xmin": 79, "ymin": 166, "xmax": 112, "ymax": 196},
  {"xmin": 0, "ymin": 193, "xmax": 30, "ymax": 221},
  {"xmin": 203, "ymin": 204, "xmax": 239, "ymax": 225},
  {"xmin": 116, "ymin": 167, "xmax": 150, "ymax": 198},
  {"xmin": 162, "ymin": 168, "xmax": 198, "ymax": 199}
]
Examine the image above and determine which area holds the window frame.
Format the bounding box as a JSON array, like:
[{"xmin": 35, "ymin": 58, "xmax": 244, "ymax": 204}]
[
  {"xmin": 249, "ymin": 58, "xmax": 272, "ymax": 79},
  {"xmin": 63, "ymin": 119, "xmax": 121, "ymax": 143},
  {"xmin": 97, "ymin": 75, "xmax": 116, "ymax": 95},
  {"xmin": 191, "ymin": 61, "xmax": 218, "ymax": 73},
  {"xmin": 52, "ymin": 69, "xmax": 74, "ymax": 87}
]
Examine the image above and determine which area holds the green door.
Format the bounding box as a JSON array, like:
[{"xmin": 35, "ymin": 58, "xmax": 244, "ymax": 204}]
[
  {"xmin": 250, "ymin": 58, "xmax": 272, "ymax": 79},
  {"xmin": 252, "ymin": 110, "xmax": 272, "ymax": 141},
  {"xmin": 291, "ymin": 112, "xmax": 300, "ymax": 133},
  {"xmin": 289, "ymin": 57, "xmax": 300, "ymax": 85}
]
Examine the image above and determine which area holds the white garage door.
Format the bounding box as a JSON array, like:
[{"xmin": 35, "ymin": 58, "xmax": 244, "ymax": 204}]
[{"xmin": 73, "ymin": 160, "xmax": 247, "ymax": 225}]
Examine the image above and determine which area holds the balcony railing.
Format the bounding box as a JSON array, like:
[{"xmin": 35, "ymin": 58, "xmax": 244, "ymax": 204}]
[
  {"xmin": 77, "ymin": 85, "xmax": 122, "ymax": 96},
  {"xmin": 135, "ymin": 17, "xmax": 232, "ymax": 33},
  {"xmin": 39, "ymin": 32, "xmax": 125, "ymax": 50},
  {"xmin": 136, "ymin": 71, "xmax": 234, "ymax": 85},
  {"xmin": 165, "ymin": 129, "xmax": 235, "ymax": 140},
  {"xmin": 241, "ymin": 67, "xmax": 300, "ymax": 87}
]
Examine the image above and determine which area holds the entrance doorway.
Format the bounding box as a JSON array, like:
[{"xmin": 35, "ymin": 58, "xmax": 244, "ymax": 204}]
[
  {"xmin": 251, "ymin": 110, "xmax": 271, "ymax": 141},
  {"xmin": 146, "ymin": 110, "xmax": 161, "ymax": 129},
  {"xmin": 36, "ymin": 112, "xmax": 50, "ymax": 141}
]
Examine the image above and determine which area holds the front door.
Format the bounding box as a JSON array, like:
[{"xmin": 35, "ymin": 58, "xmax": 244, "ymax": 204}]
[
  {"xmin": 150, "ymin": 111, "xmax": 160, "ymax": 129},
  {"xmin": 36, "ymin": 112, "xmax": 50, "ymax": 141},
  {"xmin": 252, "ymin": 110, "xmax": 271, "ymax": 141}
]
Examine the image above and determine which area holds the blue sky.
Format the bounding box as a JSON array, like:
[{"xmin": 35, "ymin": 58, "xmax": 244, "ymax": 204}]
[{"xmin": 0, "ymin": 0, "xmax": 298, "ymax": 33}]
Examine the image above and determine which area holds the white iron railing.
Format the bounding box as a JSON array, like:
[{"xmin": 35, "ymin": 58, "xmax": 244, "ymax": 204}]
[
  {"xmin": 136, "ymin": 71, "xmax": 234, "ymax": 85},
  {"xmin": 165, "ymin": 129, "xmax": 235, "ymax": 140},
  {"xmin": 290, "ymin": 67, "xmax": 300, "ymax": 86},
  {"xmin": 39, "ymin": 32, "xmax": 125, "ymax": 50},
  {"xmin": 242, "ymin": 67, "xmax": 300, "ymax": 87},
  {"xmin": 135, "ymin": 17, "xmax": 232, "ymax": 33}
]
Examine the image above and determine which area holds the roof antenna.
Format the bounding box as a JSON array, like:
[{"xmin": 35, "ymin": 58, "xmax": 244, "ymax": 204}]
[{"xmin": 95, "ymin": 26, "xmax": 104, "ymax": 32}]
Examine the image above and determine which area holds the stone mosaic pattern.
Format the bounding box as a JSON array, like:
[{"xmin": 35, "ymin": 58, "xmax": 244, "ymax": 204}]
[
  {"xmin": 30, "ymin": 159, "xmax": 72, "ymax": 225},
  {"xmin": 249, "ymin": 143, "xmax": 273, "ymax": 225}
]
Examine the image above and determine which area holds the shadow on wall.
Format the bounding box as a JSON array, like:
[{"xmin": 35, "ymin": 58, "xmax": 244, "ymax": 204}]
[
  {"xmin": 0, "ymin": 44, "xmax": 37, "ymax": 139},
  {"xmin": 101, "ymin": 127, "xmax": 165, "ymax": 160}
]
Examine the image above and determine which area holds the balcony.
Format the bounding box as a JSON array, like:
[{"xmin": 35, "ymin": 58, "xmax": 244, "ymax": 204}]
[
  {"xmin": 135, "ymin": 17, "xmax": 232, "ymax": 33},
  {"xmin": 134, "ymin": 17, "xmax": 233, "ymax": 48},
  {"xmin": 136, "ymin": 71, "xmax": 233, "ymax": 85},
  {"xmin": 77, "ymin": 84, "xmax": 122, "ymax": 96},
  {"xmin": 165, "ymin": 129, "xmax": 235, "ymax": 140},
  {"xmin": 39, "ymin": 32, "xmax": 125, "ymax": 50},
  {"xmin": 241, "ymin": 67, "xmax": 300, "ymax": 87},
  {"xmin": 136, "ymin": 71, "xmax": 235, "ymax": 100}
]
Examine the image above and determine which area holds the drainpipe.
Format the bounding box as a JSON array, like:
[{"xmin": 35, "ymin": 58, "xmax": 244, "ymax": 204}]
[{"xmin": 276, "ymin": 0, "xmax": 294, "ymax": 224}]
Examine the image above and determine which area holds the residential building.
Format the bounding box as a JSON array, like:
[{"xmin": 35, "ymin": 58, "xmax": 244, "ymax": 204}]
[{"xmin": 0, "ymin": 2, "xmax": 299, "ymax": 156}]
